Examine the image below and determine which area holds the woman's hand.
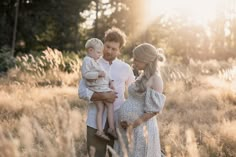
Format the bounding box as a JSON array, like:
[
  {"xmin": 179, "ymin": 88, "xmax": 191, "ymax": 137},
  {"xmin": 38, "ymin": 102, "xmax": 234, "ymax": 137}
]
[
  {"xmin": 120, "ymin": 121, "xmax": 133, "ymax": 130},
  {"xmin": 120, "ymin": 121, "xmax": 134, "ymax": 143}
]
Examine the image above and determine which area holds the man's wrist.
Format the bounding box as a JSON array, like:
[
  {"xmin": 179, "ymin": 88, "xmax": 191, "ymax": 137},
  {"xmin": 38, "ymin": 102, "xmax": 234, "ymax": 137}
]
[
  {"xmin": 91, "ymin": 92, "xmax": 108, "ymax": 101},
  {"xmin": 98, "ymin": 92, "xmax": 107, "ymax": 100}
]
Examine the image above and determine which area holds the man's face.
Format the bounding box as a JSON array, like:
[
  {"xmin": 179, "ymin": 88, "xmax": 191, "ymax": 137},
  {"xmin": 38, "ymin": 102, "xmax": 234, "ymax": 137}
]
[{"xmin": 103, "ymin": 41, "xmax": 120, "ymax": 62}]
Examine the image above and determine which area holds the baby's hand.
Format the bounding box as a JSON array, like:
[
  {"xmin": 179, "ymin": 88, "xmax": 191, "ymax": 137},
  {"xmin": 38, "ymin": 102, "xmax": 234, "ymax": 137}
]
[
  {"xmin": 109, "ymin": 80, "xmax": 115, "ymax": 90},
  {"xmin": 98, "ymin": 71, "xmax": 105, "ymax": 77},
  {"xmin": 110, "ymin": 84, "xmax": 115, "ymax": 90}
]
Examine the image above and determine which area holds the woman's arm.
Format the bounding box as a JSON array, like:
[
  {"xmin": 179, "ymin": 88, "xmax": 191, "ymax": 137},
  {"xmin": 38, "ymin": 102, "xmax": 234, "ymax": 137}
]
[
  {"xmin": 120, "ymin": 112, "xmax": 157, "ymax": 129},
  {"xmin": 120, "ymin": 73, "xmax": 163, "ymax": 130},
  {"xmin": 132, "ymin": 112, "xmax": 157, "ymax": 128}
]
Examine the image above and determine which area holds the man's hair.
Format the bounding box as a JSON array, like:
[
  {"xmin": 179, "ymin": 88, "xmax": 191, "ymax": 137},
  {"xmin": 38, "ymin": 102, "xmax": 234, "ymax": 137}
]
[
  {"xmin": 85, "ymin": 38, "xmax": 103, "ymax": 50},
  {"xmin": 104, "ymin": 27, "xmax": 127, "ymax": 48}
]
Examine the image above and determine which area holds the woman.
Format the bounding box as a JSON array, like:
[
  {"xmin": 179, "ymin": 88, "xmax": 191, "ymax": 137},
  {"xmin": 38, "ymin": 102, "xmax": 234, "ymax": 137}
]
[{"xmin": 115, "ymin": 43, "xmax": 166, "ymax": 157}]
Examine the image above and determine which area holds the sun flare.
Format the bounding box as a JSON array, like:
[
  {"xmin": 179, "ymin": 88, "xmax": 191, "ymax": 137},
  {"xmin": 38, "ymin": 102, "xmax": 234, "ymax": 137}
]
[{"xmin": 146, "ymin": 0, "xmax": 226, "ymax": 25}]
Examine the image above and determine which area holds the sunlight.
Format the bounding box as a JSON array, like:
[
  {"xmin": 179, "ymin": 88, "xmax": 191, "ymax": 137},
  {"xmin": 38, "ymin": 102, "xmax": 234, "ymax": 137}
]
[{"xmin": 146, "ymin": 0, "xmax": 224, "ymax": 25}]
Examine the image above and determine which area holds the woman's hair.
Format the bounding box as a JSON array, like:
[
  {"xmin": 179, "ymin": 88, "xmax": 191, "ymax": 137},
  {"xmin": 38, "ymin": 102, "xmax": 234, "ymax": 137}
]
[
  {"xmin": 104, "ymin": 27, "xmax": 127, "ymax": 48},
  {"xmin": 133, "ymin": 43, "xmax": 165, "ymax": 93}
]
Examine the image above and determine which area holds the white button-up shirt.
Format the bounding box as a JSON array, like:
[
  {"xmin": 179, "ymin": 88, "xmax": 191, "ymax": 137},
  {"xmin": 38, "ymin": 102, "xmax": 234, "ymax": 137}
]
[{"xmin": 79, "ymin": 57, "xmax": 135, "ymax": 129}]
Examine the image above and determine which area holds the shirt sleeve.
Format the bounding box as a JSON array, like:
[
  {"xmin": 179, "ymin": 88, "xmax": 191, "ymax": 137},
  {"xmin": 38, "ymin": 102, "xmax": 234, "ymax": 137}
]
[
  {"xmin": 144, "ymin": 88, "xmax": 166, "ymax": 113},
  {"xmin": 81, "ymin": 58, "xmax": 100, "ymax": 79},
  {"xmin": 78, "ymin": 79, "xmax": 94, "ymax": 101},
  {"xmin": 125, "ymin": 65, "xmax": 135, "ymax": 87}
]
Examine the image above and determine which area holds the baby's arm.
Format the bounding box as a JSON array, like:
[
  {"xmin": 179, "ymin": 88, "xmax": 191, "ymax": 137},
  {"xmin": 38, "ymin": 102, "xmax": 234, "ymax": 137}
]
[
  {"xmin": 98, "ymin": 70, "xmax": 106, "ymax": 78},
  {"xmin": 81, "ymin": 58, "xmax": 101, "ymax": 80},
  {"xmin": 83, "ymin": 70, "xmax": 100, "ymax": 80},
  {"xmin": 86, "ymin": 71, "xmax": 105, "ymax": 82}
]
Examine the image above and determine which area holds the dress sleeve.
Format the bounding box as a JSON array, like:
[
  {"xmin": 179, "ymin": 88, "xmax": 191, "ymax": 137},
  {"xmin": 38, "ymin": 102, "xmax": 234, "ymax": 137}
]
[{"xmin": 144, "ymin": 88, "xmax": 166, "ymax": 113}]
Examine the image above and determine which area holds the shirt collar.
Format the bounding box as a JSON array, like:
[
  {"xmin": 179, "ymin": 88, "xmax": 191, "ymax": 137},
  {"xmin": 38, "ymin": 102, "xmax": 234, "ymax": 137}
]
[{"xmin": 100, "ymin": 57, "xmax": 118, "ymax": 64}]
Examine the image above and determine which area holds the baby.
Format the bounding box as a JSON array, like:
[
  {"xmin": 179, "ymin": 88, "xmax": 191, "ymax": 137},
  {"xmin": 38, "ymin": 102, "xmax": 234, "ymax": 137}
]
[{"xmin": 81, "ymin": 38, "xmax": 117, "ymax": 141}]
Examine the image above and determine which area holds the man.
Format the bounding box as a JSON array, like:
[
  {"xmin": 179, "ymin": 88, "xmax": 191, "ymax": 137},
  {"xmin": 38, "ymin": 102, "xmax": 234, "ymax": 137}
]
[{"xmin": 79, "ymin": 27, "xmax": 135, "ymax": 157}]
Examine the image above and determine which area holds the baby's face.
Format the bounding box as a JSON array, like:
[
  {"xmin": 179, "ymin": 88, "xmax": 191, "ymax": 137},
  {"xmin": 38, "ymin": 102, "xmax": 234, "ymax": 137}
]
[{"xmin": 93, "ymin": 46, "xmax": 103, "ymax": 60}]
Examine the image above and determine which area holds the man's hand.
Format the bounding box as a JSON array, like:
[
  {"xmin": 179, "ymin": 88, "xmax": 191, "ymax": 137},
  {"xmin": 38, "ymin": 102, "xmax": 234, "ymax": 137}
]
[
  {"xmin": 103, "ymin": 91, "xmax": 117, "ymax": 103},
  {"xmin": 91, "ymin": 91, "xmax": 117, "ymax": 103}
]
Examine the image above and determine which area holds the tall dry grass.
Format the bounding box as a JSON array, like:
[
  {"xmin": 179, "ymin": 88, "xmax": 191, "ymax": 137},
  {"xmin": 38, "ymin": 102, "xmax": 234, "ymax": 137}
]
[
  {"xmin": 0, "ymin": 83, "xmax": 88, "ymax": 157},
  {"xmin": 159, "ymin": 59, "xmax": 236, "ymax": 157},
  {"xmin": 0, "ymin": 48, "xmax": 88, "ymax": 157},
  {"xmin": 0, "ymin": 48, "xmax": 236, "ymax": 157}
]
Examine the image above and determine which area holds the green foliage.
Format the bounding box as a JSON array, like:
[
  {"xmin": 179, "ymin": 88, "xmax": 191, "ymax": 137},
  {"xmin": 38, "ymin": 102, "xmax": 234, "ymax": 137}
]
[
  {"xmin": 16, "ymin": 47, "xmax": 81, "ymax": 75},
  {"xmin": 14, "ymin": 47, "xmax": 82, "ymax": 86},
  {"xmin": 89, "ymin": 0, "xmax": 236, "ymax": 62},
  {"xmin": 62, "ymin": 52, "xmax": 82, "ymax": 73},
  {"xmin": 0, "ymin": 0, "xmax": 93, "ymax": 53},
  {"xmin": 1, "ymin": 0, "xmax": 236, "ymax": 62},
  {"xmin": 0, "ymin": 47, "xmax": 15, "ymax": 72}
]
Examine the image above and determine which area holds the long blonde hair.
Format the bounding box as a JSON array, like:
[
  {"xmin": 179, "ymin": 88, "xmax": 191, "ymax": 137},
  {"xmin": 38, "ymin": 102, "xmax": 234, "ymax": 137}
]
[{"xmin": 133, "ymin": 43, "xmax": 165, "ymax": 93}]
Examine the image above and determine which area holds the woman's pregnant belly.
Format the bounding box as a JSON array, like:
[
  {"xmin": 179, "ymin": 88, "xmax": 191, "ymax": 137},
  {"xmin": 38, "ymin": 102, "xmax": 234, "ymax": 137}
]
[{"xmin": 118, "ymin": 98, "xmax": 143, "ymax": 122}]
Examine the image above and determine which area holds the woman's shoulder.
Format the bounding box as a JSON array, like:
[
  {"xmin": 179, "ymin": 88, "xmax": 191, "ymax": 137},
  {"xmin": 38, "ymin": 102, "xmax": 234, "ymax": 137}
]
[
  {"xmin": 149, "ymin": 72, "xmax": 163, "ymax": 93},
  {"xmin": 151, "ymin": 71, "xmax": 162, "ymax": 81}
]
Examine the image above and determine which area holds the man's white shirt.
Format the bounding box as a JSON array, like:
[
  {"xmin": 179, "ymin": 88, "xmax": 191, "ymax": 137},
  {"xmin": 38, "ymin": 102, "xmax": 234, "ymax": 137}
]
[{"xmin": 79, "ymin": 57, "xmax": 135, "ymax": 129}]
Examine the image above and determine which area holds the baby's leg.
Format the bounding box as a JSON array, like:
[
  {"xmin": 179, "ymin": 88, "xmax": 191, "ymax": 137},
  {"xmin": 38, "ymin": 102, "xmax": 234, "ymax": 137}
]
[
  {"xmin": 105, "ymin": 102, "xmax": 115, "ymax": 130},
  {"xmin": 94, "ymin": 101, "xmax": 104, "ymax": 132},
  {"xmin": 105, "ymin": 102, "xmax": 118, "ymax": 139}
]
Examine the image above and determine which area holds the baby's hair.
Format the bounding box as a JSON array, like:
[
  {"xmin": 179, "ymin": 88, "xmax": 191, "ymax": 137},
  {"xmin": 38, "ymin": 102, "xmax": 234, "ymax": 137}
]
[{"xmin": 85, "ymin": 38, "xmax": 103, "ymax": 50}]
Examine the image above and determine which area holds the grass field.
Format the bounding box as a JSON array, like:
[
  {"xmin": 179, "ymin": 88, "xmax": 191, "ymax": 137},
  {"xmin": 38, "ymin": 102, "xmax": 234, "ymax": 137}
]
[{"xmin": 0, "ymin": 50, "xmax": 235, "ymax": 157}]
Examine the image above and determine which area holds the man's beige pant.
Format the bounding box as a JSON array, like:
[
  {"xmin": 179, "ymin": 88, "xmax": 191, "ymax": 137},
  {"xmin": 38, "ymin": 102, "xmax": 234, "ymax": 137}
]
[{"xmin": 87, "ymin": 125, "xmax": 114, "ymax": 157}]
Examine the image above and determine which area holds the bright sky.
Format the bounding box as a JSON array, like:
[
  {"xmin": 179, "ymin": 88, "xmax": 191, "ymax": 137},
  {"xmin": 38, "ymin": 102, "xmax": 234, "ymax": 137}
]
[
  {"xmin": 146, "ymin": 0, "xmax": 231, "ymax": 25},
  {"xmin": 81, "ymin": 0, "xmax": 236, "ymax": 28}
]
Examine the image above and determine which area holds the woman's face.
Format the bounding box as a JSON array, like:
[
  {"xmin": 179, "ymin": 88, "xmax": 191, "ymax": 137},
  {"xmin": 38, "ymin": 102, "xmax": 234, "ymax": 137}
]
[{"xmin": 133, "ymin": 58, "xmax": 147, "ymax": 70}]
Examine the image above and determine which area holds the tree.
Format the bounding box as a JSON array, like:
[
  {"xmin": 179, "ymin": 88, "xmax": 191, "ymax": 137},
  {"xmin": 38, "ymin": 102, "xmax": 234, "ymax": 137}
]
[{"xmin": 0, "ymin": 0, "xmax": 92, "ymax": 54}]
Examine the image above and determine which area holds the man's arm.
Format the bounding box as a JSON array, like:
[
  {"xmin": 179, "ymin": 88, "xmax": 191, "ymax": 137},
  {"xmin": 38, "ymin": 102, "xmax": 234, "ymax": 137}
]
[
  {"xmin": 90, "ymin": 91, "xmax": 117, "ymax": 103},
  {"xmin": 78, "ymin": 79, "xmax": 117, "ymax": 103}
]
